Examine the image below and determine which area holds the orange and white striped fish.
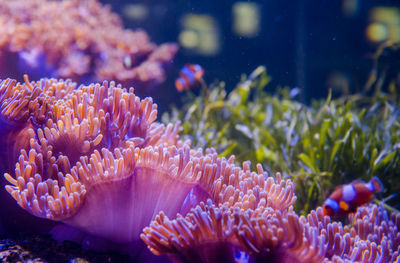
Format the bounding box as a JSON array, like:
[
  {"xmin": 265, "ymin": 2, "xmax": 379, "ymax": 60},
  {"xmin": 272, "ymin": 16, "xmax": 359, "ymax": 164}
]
[
  {"xmin": 322, "ymin": 176, "xmax": 384, "ymax": 217},
  {"xmin": 175, "ymin": 64, "xmax": 204, "ymax": 92}
]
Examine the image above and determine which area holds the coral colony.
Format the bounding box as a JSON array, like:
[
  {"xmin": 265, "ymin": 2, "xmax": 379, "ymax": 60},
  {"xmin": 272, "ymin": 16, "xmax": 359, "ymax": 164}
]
[
  {"xmin": 0, "ymin": 75, "xmax": 399, "ymax": 262},
  {"xmin": 0, "ymin": 0, "xmax": 177, "ymax": 90}
]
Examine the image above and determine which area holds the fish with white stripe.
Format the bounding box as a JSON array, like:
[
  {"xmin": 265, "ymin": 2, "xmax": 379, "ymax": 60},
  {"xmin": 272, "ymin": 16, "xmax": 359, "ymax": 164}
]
[{"xmin": 322, "ymin": 176, "xmax": 384, "ymax": 217}]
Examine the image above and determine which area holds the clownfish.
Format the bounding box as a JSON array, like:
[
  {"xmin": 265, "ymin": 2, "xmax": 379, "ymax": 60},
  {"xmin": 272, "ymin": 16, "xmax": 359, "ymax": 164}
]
[
  {"xmin": 175, "ymin": 64, "xmax": 204, "ymax": 92},
  {"xmin": 322, "ymin": 176, "xmax": 384, "ymax": 217},
  {"xmin": 123, "ymin": 53, "xmax": 147, "ymax": 70}
]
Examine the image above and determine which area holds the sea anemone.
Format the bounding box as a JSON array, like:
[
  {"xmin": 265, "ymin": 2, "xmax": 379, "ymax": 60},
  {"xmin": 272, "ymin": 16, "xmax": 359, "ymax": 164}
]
[
  {"xmin": 0, "ymin": 75, "xmax": 76, "ymax": 235},
  {"xmin": 143, "ymin": 195, "xmax": 400, "ymax": 262},
  {"xmin": 141, "ymin": 163, "xmax": 400, "ymax": 262},
  {"xmin": 301, "ymin": 204, "xmax": 400, "ymax": 262},
  {"xmin": 141, "ymin": 171, "xmax": 323, "ymax": 263},
  {"xmin": 2, "ymin": 77, "xmax": 189, "ymax": 243},
  {"xmin": 0, "ymin": 75, "xmax": 76, "ymax": 171}
]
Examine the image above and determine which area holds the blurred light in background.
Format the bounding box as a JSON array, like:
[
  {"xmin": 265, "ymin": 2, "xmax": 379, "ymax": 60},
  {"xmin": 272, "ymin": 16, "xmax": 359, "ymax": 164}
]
[
  {"xmin": 232, "ymin": 2, "xmax": 261, "ymax": 38},
  {"xmin": 179, "ymin": 14, "xmax": 220, "ymax": 56},
  {"xmin": 341, "ymin": 0, "xmax": 359, "ymax": 18},
  {"xmin": 122, "ymin": 4, "xmax": 149, "ymax": 21},
  {"xmin": 366, "ymin": 7, "xmax": 400, "ymax": 44},
  {"xmin": 366, "ymin": 23, "xmax": 388, "ymax": 43}
]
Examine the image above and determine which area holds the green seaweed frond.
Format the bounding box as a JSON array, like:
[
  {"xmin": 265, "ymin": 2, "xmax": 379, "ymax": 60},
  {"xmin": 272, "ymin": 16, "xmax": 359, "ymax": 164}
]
[{"xmin": 163, "ymin": 66, "xmax": 400, "ymax": 214}]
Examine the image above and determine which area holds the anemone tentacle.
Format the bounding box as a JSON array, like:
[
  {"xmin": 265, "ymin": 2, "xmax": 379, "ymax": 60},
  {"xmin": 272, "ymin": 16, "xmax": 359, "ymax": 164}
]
[{"xmin": 2, "ymin": 75, "xmax": 399, "ymax": 262}]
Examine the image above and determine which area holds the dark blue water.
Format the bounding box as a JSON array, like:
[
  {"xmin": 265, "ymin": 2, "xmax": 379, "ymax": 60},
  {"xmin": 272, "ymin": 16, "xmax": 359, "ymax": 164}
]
[{"xmin": 102, "ymin": 0, "xmax": 399, "ymax": 105}]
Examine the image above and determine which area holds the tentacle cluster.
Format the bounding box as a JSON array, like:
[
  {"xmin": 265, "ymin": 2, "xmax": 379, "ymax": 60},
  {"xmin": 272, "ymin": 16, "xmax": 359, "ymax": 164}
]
[
  {"xmin": 141, "ymin": 167, "xmax": 319, "ymax": 263},
  {"xmin": 2, "ymin": 75, "xmax": 189, "ymax": 242},
  {"xmin": 0, "ymin": 0, "xmax": 178, "ymax": 89},
  {"xmin": 0, "ymin": 75, "xmax": 76, "ymax": 171},
  {"xmin": 299, "ymin": 205, "xmax": 400, "ymax": 263},
  {"xmin": 1, "ymin": 75, "xmax": 399, "ymax": 262}
]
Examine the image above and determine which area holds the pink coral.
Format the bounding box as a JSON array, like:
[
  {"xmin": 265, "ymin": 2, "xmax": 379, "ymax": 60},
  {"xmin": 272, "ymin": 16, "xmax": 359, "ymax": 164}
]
[{"xmin": 0, "ymin": 0, "xmax": 177, "ymax": 90}]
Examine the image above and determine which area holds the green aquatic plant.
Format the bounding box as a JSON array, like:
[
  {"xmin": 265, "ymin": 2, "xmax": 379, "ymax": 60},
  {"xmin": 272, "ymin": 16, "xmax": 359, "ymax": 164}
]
[{"xmin": 163, "ymin": 66, "xmax": 400, "ymax": 214}]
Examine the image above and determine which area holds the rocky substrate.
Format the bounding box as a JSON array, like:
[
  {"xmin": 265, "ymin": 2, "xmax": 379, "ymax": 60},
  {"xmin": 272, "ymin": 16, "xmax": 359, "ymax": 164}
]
[{"xmin": 0, "ymin": 235, "xmax": 131, "ymax": 263}]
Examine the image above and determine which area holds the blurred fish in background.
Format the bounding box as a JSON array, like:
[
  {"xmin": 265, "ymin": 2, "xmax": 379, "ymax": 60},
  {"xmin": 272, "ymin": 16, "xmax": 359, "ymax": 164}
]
[{"xmin": 175, "ymin": 64, "xmax": 204, "ymax": 92}]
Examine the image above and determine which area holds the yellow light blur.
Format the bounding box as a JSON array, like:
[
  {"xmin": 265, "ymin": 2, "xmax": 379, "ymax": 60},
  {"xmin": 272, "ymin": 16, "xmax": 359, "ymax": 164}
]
[
  {"xmin": 371, "ymin": 7, "xmax": 399, "ymax": 24},
  {"xmin": 366, "ymin": 7, "xmax": 400, "ymax": 44},
  {"xmin": 178, "ymin": 30, "xmax": 199, "ymax": 49},
  {"xmin": 366, "ymin": 23, "xmax": 389, "ymax": 43},
  {"xmin": 122, "ymin": 4, "xmax": 149, "ymax": 21},
  {"xmin": 232, "ymin": 2, "xmax": 261, "ymax": 38},
  {"xmin": 179, "ymin": 14, "xmax": 220, "ymax": 56}
]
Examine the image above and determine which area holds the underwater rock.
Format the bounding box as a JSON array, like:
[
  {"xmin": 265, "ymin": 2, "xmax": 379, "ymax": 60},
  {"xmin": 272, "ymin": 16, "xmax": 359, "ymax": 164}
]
[{"xmin": 0, "ymin": 234, "xmax": 131, "ymax": 262}]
